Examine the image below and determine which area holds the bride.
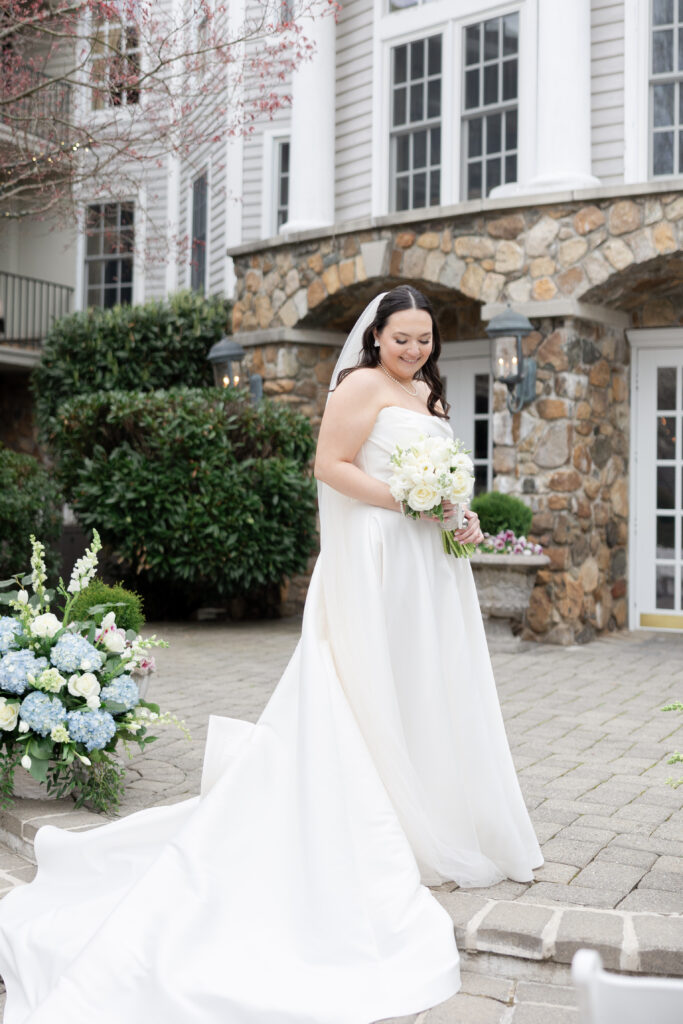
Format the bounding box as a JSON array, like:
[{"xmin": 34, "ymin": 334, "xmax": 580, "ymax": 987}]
[{"xmin": 0, "ymin": 286, "xmax": 542, "ymax": 1024}]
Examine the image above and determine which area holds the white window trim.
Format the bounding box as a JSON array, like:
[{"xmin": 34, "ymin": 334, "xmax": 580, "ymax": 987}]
[
  {"xmin": 260, "ymin": 127, "xmax": 291, "ymax": 239},
  {"xmin": 372, "ymin": 0, "xmax": 533, "ymax": 216},
  {"xmin": 623, "ymin": 0, "xmax": 651, "ymax": 184},
  {"xmin": 187, "ymin": 166, "xmax": 211, "ymax": 292}
]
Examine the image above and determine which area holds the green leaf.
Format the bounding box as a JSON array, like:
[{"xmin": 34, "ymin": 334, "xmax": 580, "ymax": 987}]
[{"xmin": 27, "ymin": 757, "xmax": 50, "ymax": 784}]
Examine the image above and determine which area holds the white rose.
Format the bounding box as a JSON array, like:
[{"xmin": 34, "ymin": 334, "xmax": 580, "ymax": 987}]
[
  {"xmin": 101, "ymin": 612, "xmax": 117, "ymax": 631},
  {"xmin": 21, "ymin": 755, "xmax": 31, "ymax": 770},
  {"xmin": 68, "ymin": 672, "xmax": 101, "ymax": 700},
  {"xmin": 407, "ymin": 483, "xmax": 440, "ymax": 512},
  {"xmin": 30, "ymin": 613, "xmax": 62, "ymax": 639},
  {"xmin": 86, "ymin": 695, "xmax": 101, "ymax": 710},
  {"xmin": 18, "ymin": 720, "xmax": 29, "ymax": 733},
  {"xmin": 452, "ymin": 452, "xmax": 474, "ymax": 472},
  {"xmin": 103, "ymin": 631, "xmax": 126, "ymax": 654},
  {"xmin": 0, "ymin": 700, "xmax": 19, "ymax": 731},
  {"xmin": 449, "ymin": 469, "xmax": 474, "ymax": 501}
]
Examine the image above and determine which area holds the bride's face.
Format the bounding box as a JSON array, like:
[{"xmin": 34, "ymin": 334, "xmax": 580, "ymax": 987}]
[{"xmin": 374, "ymin": 309, "xmax": 434, "ymax": 380}]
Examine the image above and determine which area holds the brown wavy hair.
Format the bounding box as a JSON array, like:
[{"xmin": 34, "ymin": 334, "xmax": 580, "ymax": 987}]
[{"xmin": 335, "ymin": 285, "xmax": 449, "ymax": 418}]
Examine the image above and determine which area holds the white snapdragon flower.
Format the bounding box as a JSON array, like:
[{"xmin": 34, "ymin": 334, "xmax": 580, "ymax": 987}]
[{"xmin": 67, "ymin": 530, "xmax": 102, "ymax": 595}]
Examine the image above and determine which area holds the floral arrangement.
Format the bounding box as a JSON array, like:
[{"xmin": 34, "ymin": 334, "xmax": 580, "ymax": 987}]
[
  {"xmin": 0, "ymin": 531, "xmax": 180, "ymax": 813},
  {"xmin": 478, "ymin": 529, "xmax": 543, "ymax": 556},
  {"xmin": 389, "ymin": 435, "xmax": 476, "ymax": 557}
]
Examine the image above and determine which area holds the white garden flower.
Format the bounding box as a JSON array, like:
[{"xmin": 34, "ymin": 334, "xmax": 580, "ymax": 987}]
[
  {"xmin": 68, "ymin": 672, "xmax": 101, "ymax": 700},
  {"xmin": 0, "ymin": 699, "xmax": 19, "ymax": 731},
  {"xmin": 449, "ymin": 469, "xmax": 474, "ymax": 501},
  {"xmin": 407, "ymin": 482, "xmax": 440, "ymax": 512},
  {"xmin": 86, "ymin": 695, "xmax": 101, "ymax": 710},
  {"xmin": 16, "ymin": 590, "xmax": 28, "ymax": 606},
  {"xmin": 29, "ymin": 613, "xmax": 62, "ymax": 639},
  {"xmin": 101, "ymin": 611, "xmax": 117, "ymax": 631},
  {"xmin": 50, "ymin": 725, "xmax": 70, "ymax": 743},
  {"xmin": 102, "ymin": 631, "xmax": 126, "ymax": 655},
  {"xmin": 67, "ymin": 530, "xmax": 102, "ymax": 595},
  {"xmin": 33, "ymin": 668, "xmax": 66, "ymax": 693},
  {"xmin": 21, "ymin": 755, "xmax": 31, "ymax": 770},
  {"xmin": 18, "ymin": 720, "xmax": 30, "ymax": 733}
]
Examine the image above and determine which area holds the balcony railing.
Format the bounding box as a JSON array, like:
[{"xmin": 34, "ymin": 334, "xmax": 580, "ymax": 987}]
[
  {"xmin": 0, "ymin": 271, "xmax": 74, "ymax": 348},
  {"xmin": 0, "ymin": 68, "xmax": 71, "ymax": 138}
]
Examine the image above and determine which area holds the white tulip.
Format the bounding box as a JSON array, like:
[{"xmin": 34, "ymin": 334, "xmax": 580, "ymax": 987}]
[{"xmin": 21, "ymin": 755, "xmax": 31, "ymax": 770}]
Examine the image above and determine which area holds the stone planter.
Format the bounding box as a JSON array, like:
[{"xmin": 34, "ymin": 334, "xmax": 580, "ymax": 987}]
[{"xmin": 471, "ymin": 553, "xmax": 550, "ymax": 623}]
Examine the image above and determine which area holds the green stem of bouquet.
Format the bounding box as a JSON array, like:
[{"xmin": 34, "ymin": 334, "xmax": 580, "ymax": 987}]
[{"xmin": 441, "ymin": 531, "xmax": 476, "ymax": 559}]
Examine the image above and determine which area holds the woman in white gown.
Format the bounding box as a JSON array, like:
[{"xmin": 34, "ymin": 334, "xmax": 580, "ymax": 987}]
[{"xmin": 0, "ymin": 286, "xmax": 542, "ymax": 1024}]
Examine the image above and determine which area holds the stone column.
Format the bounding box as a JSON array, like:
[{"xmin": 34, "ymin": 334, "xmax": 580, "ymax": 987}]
[
  {"xmin": 280, "ymin": 10, "xmax": 336, "ymax": 233},
  {"xmin": 492, "ymin": 0, "xmax": 599, "ymax": 196}
]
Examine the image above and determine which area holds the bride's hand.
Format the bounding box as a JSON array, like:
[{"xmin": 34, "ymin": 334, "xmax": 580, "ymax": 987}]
[{"xmin": 452, "ymin": 509, "xmax": 484, "ymax": 545}]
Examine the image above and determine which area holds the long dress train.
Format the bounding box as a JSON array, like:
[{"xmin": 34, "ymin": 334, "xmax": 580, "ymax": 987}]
[{"xmin": 0, "ymin": 405, "xmax": 542, "ymax": 1024}]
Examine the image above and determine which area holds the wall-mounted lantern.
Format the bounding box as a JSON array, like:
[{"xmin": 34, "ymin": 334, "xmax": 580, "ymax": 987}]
[
  {"xmin": 207, "ymin": 336, "xmax": 263, "ymax": 401},
  {"xmin": 487, "ymin": 307, "xmax": 536, "ymax": 414}
]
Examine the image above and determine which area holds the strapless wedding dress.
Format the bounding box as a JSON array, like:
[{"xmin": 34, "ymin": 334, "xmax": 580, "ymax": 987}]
[{"xmin": 0, "ymin": 406, "xmax": 542, "ymax": 1024}]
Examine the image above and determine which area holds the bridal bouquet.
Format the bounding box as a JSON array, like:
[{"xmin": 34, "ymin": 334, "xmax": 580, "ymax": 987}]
[
  {"xmin": 389, "ymin": 435, "xmax": 476, "ymax": 558},
  {"xmin": 0, "ymin": 531, "xmax": 180, "ymax": 813}
]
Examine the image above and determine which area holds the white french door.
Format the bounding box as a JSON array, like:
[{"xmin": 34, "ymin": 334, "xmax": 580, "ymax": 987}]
[
  {"xmin": 630, "ymin": 331, "xmax": 683, "ymax": 631},
  {"xmin": 440, "ymin": 340, "xmax": 492, "ymax": 496}
]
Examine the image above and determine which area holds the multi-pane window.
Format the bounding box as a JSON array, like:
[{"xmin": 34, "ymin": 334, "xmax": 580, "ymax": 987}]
[
  {"xmin": 651, "ymin": 0, "xmax": 683, "ymax": 176},
  {"xmin": 276, "ymin": 140, "xmax": 290, "ymax": 231},
  {"xmin": 91, "ymin": 17, "xmax": 140, "ymax": 110},
  {"xmin": 84, "ymin": 202, "xmax": 134, "ymax": 308},
  {"xmin": 390, "ymin": 35, "xmax": 442, "ymax": 212},
  {"xmin": 191, "ymin": 173, "xmax": 208, "ymax": 293},
  {"xmin": 473, "ymin": 373, "xmax": 492, "ymax": 495},
  {"xmin": 462, "ymin": 13, "xmax": 518, "ymax": 199}
]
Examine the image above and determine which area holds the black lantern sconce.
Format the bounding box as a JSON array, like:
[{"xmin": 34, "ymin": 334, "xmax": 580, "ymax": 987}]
[
  {"xmin": 207, "ymin": 336, "xmax": 263, "ymax": 401},
  {"xmin": 486, "ymin": 307, "xmax": 536, "ymax": 414}
]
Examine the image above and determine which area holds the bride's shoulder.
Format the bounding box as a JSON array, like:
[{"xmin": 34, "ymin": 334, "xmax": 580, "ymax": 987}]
[{"xmin": 331, "ymin": 367, "xmax": 384, "ymax": 404}]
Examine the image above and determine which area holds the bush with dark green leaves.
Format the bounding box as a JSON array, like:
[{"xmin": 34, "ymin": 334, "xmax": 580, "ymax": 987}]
[
  {"xmin": 33, "ymin": 291, "xmax": 230, "ymax": 439},
  {"xmin": 50, "ymin": 388, "xmax": 317, "ymax": 608},
  {"xmin": 0, "ymin": 445, "xmax": 62, "ymax": 578},
  {"xmin": 66, "ymin": 580, "xmax": 145, "ymax": 632},
  {"xmin": 470, "ymin": 491, "xmax": 533, "ymax": 538}
]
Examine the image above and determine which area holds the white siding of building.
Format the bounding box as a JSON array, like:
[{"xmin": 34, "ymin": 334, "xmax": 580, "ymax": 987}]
[
  {"xmin": 335, "ymin": 0, "xmax": 374, "ymax": 223},
  {"xmin": 591, "ymin": 0, "xmax": 625, "ymax": 185}
]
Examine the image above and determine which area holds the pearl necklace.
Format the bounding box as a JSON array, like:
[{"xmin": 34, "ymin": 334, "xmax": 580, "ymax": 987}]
[{"xmin": 378, "ymin": 361, "xmax": 418, "ymax": 397}]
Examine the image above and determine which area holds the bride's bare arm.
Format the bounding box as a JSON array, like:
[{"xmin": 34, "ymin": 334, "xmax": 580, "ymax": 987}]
[{"xmin": 313, "ymin": 372, "xmax": 400, "ymax": 511}]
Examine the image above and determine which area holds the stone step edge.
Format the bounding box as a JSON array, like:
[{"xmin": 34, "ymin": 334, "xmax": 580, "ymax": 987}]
[
  {"xmin": 2, "ymin": 800, "xmax": 681, "ymax": 980},
  {"xmin": 435, "ymin": 889, "xmax": 683, "ymax": 979}
]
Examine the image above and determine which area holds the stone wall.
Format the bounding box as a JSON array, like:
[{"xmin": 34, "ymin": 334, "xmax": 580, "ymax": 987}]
[
  {"xmin": 243, "ymin": 342, "xmax": 339, "ymax": 433},
  {"xmin": 492, "ymin": 319, "xmax": 629, "ymax": 644}
]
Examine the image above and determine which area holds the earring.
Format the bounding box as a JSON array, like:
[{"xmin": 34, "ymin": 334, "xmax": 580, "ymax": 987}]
[{"xmin": 373, "ymin": 337, "xmax": 379, "ymax": 348}]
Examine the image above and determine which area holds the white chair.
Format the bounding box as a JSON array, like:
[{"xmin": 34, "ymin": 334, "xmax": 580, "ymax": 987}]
[{"xmin": 572, "ymin": 949, "xmax": 683, "ymax": 1024}]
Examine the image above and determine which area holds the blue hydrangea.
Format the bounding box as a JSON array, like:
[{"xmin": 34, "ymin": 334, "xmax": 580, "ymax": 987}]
[
  {"xmin": 19, "ymin": 691, "xmax": 67, "ymax": 736},
  {"xmin": 66, "ymin": 709, "xmax": 116, "ymax": 751},
  {"xmin": 0, "ymin": 650, "xmax": 48, "ymax": 695},
  {"xmin": 0, "ymin": 617, "xmax": 22, "ymax": 654},
  {"xmin": 50, "ymin": 634, "xmax": 103, "ymax": 674},
  {"xmin": 100, "ymin": 675, "xmax": 139, "ymax": 712}
]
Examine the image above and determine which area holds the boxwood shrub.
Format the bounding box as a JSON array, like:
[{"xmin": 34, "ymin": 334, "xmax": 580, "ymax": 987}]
[
  {"xmin": 470, "ymin": 491, "xmax": 533, "ymax": 538},
  {"xmin": 66, "ymin": 580, "xmax": 145, "ymax": 632},
  {"xmin": 50, "ymin": 388, "xmax": 317, "ymax": 610},
  {"xmin": 0, "ymin": 445, "xmax": 62, "ymax": 578},
  {"xmin": 33, "ymin": 291, "xmax": 230, "ymax": 439}
]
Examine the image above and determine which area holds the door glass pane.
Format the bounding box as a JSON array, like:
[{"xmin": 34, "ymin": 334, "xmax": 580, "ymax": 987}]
[
  {"xmin": 474, "ymin": 374, "xmax": 489, "ymax": 414},
  {"xmin": 658, "ymin": 466, "xmax": 676, "ymax": 508},
  {"xmin": 658, "ymin": 416, "xmax": 676, "ymax": 459},
  {"xmin": 474, "ymin": 464, "xmax": 487, "ymax": 496},
  {"xmin": 657, "ymin": 515, "xmax": 676, "ymax": 557},
  {"xmin": 658, "ymin": 367, "xmax": 677, "ymax": 409},
  {"xmin": 474, "ymin": 419, "xmax": 488, "ymax": 459},
  {"xmin": 656, "ymin": 564, "xmax": 675, "ymax": 608}
]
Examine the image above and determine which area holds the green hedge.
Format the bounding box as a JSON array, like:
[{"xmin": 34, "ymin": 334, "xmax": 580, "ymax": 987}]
[
  {"xmin": 470, "ymin": 491, "xmax": 533, "ymax": 538},
  {"xmin": 50, "ymin": 388, "xmax": 317, "ymax": 607},
  {"xmin": 66, "ymin": 580, "xmax": 145, "ymax": 632},
  {"xmin": 0, "ymin": 445, "xmax": 62, "ymax": 578},
  {"xmin": 33, "ymin": 291, "xmax": 230, "ymax": 439}
]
